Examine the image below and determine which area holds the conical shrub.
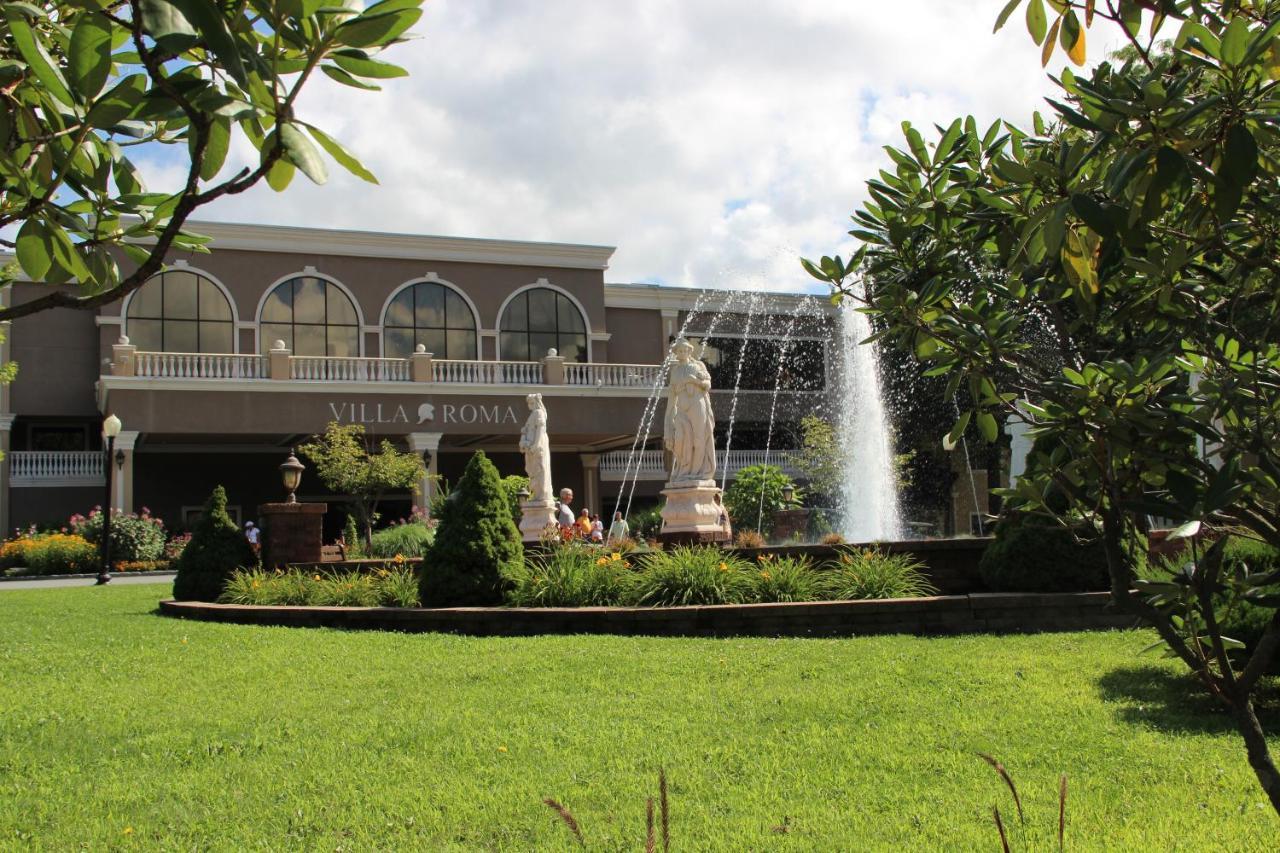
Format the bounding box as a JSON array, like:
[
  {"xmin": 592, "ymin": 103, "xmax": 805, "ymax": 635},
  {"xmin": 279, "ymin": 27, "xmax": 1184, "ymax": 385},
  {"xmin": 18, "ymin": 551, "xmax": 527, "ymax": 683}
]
[
  {"xmin": 420, "ymin": 451, "xmax": 522, "ymax": 606},
  {"xmin": 172, "ymin": 486, "xmax": 256, "ymax": 601}
]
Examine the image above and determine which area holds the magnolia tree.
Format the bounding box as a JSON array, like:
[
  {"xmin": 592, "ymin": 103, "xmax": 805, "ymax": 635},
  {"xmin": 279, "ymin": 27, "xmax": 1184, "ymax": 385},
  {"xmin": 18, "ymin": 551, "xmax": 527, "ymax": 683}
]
[
  {"xmin": 806, "ymin": 0, "xmax": 1280, "ymax": 812},
  {"xmin": 0, "ymin": 0, "xmax": 422, "ymax": 323}
]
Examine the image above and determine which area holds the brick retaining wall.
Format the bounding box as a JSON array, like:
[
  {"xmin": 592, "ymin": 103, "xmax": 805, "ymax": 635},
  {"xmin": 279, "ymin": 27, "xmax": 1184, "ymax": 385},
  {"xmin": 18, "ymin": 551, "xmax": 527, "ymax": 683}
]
[{"xmin": 159, "ymin": 590, "xmax": 1136, "ymax": 637}]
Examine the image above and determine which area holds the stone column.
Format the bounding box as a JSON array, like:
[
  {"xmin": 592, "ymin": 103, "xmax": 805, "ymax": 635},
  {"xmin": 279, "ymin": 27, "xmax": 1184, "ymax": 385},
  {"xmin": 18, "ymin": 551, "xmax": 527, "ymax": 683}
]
[
  {"xmin": 268, "ymin": 340, "xmax": 292, "ymax": 380},
  {"xmin": 408, "ymin": 432, "xmax": 443, "ymax": 514},
  {"xmin": 0, "ymin": 415, "xmax": 13, "ymax": 537},
  {"xmin": 112, "ymin": 431, "xmax": 140, "ymax": 514},
  {"xmin": 410, "ymin": 345, "xmax": 434, "ymax": 382},
  {"xmin": 259, "ymin": 502, "xmax": 328, "ymax": 569},
  {"xmin": 541, "ymin": 348, "xmax": 565, "ymax": 384},
  {"xmin": 111, "ymin": 336, "xmax": 137, "ymax": 376},
  {"xmin": 580, "ymin": 453, "xmax": 600, "ymax": 516}
]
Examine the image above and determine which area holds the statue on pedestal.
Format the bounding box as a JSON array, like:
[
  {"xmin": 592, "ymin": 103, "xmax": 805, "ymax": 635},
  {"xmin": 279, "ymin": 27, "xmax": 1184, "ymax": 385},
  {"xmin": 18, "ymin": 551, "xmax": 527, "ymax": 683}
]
[
  {"xmin": 659, "ymin": 338, "xmax": 730, "ymax": 542},
  {"xmin": 518, "ymin": 393, "xmax": 557, "ymax": 541}
]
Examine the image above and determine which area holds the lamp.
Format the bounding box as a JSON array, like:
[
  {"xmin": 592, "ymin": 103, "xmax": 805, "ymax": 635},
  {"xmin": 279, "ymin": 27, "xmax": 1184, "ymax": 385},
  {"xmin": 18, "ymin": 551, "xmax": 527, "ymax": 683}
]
[
  {"xmin": 98, "ymin": 414, "xmax": 123, "ymax": 585},
  {"xmin": 781, "ymin": 484, "xmax": 796, "ymax": 506},
  {"xmin": 114, "ymin": 449, "xmax": 125, "ymax": 470},
  {"xmin": 422, "ymin": 448, "xmax": 432, "ymax": 467},
  {"xmin": 279, "ymin": 449, "xmax": 305, "ymax": 504},
  {"xmin": 517, "ymin": 486, "xmax": 531, "ymax": 503}
]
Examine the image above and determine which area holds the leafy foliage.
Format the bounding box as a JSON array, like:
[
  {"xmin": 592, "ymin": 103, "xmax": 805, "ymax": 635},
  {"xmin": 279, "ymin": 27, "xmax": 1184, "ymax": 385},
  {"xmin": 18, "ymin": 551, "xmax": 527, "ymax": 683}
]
[
  {"xmin": 979, "ymin": 517, "xmax": 1111, "ymax": 593},
  {"xmin": 0, "ymin": 532, "xmax": 96, "ymax": 575},
  {"xmin": 748, "ymin": 554, "xmax": 824, "ymax": 603},
  {"xmin": 419, "ymin": 451, "xmax": 522, "ymax": 607},
  {"xmin": 722, "ymin": 464, "xmax": 796, "ymax": 539},
  {"xmin": 172, "ymin": 485, "xmax": 255, "ymax": 601},
  {"xmin": 626, "ymin": 504, "xmax": 664, "ymax": 542},
  {"xmin": 70, "ymin": 507, "xmax": 166, "ymax": 562},
  {"xmin": 221, "ymin": 566, "xmax": 420, "ymax": 607},
  {"xmin": 794, "ymin": 416, "xmax": 842, "ymax": 502},
  {"xmin": 367, "ymin": 521, "xmax": 434, "ymax": 559},
  {"xmin": 504, "ymin": 546, "xmax": 636, "ymax": 607},
  {"xmin": 299, "ymin": 423, "xmax": 424, "ymax": 549},
  {"xmin": 629, "ymin": 546, "xmax": 754, "ymax": 606},
  {"xmin": 823, "ymin": 549, "xmax": 937, "ymax": 601},
  {"xmin": 0, "ymin": 0, "xmax": 422, "ymax": 324},
  {"xmin": 500, "ymin": 475, "xmax": 530, "ymax": 523}
]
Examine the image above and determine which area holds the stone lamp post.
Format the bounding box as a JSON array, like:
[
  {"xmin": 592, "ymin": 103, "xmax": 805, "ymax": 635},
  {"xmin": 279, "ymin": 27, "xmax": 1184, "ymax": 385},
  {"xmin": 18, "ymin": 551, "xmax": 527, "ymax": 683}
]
[{"xmin": 259, "ymin": 448, "xmax": 327, "ymax": 569}]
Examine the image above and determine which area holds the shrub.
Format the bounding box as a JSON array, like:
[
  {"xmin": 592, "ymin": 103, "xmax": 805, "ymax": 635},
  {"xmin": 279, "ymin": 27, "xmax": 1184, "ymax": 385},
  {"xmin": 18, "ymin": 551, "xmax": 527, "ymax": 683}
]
[
  {"xmin": 70, "ymin": 507, "xmax": 166, "ymax": 562},
  {"xmin": 221, "ymin": 569, "xmax": 309, "ymax": 605},
  {"xmin": 367, "ymin": 522, "xmax": 434, "ymax": 558},
  {"xmin": 173, "ymin": 486, "xmax": 257, "ymax": 602},
  {"xmin": 420, "ymin": 451, "xmax": 523, "ymax": 606},
  {"xmin": 723, "ymin": 465, "xmax": 796, "ymax": 539},
  {"xmin": 505, "ymin": 545, "xmax": 636, "ymax": 607},
  {"xmin": 376, "ymin": 566, "xmax": 421, "ymax": 607},
  {"xmin": 221, "ymin": 567, "xmax": 422, "ymax": 607},
  {"xmin": 733, "ymin": 529, "xmax": 766, "ymax": 549},
  {"xmin": 979, "ymin": 516, "xmax": 1112, "ymax": 593},
  {"xmin": 628, "ymin": 545, "xmax": 753, "ymax": 606},
  {"xmin": 626, "ymin": 504, "xmax": 664, "ymax": 541},
  {"xmin": 821, "ymin": 532, "xmax": 846, "ymax": 546},
  {"xmin": 749, "ymin": 554, "xmax": 823, "ymax": 602},
  {"xmin": 342, "ymin": 514, "xmax": 363, "ymax": 558},
  {"xmin": 823, "ymin": 548, "xmax": 937, "ymax": 600},
  {"xmin": 113, "ymin": 560, "xmax": 171, "ymax": 573},
  {"xmin": 8, "ymin": 534, "xmax": 98, "ymax": 575},
  {"xmin": 308, "ymin": 573, "xmax": 381, "ymax": 607},
  {"xmin": 500, "ymin": 475, "xmax": 530, "ymax": 522},
  {"xmin": 164, "ymin": 533, "xmax": 191, "ymax": 561}
]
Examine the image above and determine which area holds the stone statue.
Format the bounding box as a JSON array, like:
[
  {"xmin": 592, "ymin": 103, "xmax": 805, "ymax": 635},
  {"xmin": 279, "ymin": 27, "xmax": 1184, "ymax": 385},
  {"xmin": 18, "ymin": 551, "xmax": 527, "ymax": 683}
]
[
  {"xmin": 520, "ymin": 393, "xmax": 553, "ymax": 503},
  {"xmin": 517, "ymin": 393, "xmax": 557, "ymax": 541},
  {"xmin": 663, "ymin": 338, "xmax": 717, "ymax": 485}
]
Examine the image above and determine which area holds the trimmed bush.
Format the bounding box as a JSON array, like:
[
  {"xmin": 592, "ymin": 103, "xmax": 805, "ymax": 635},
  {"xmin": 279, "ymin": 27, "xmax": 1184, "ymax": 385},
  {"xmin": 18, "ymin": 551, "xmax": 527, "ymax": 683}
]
[
  {"xmin": 749, "ymin": 554, "xmax": 823, "ymax": 602},
  {"xmin": 420, "ymin": 451, "xmax": 522, "ymax": 606},
  {"xmin": 823, "ymin": 548, "xmax": 937, "ymax": 600},
  {"xmin": 505, "ymin": 545, "xmax": 636, "ymax": 607},
  {"xmin": 629, "ymin": 546, "xmax": 753, "ymax": 606},
  {"xmin": 70, "ymin": 507, "xmax": 166, "ymax": 562},
  {"xmin": 367, "ymin": 522, "xmax": 434, "ymax": 558},
  {"xmin": 979, "ymin": 516, "xmax": 1111, "ymax": 593},
  {"xmin": 172, "ymin": 486, "xmax": 256, "ymax": 602},
  {"xmin": 723, "ymin": 464, "xmax": 795, "ymax": 539}
]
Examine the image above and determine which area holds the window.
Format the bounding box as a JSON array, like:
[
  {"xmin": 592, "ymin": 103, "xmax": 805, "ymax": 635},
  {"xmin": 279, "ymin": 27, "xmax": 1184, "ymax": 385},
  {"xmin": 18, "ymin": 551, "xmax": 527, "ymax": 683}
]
[
  {"xmin": 259, "ymin": 276, "xmax": 360, "ymax": 357},
  {"xmin": 499, "ymin": 287, "xmax": 588, "ymax": 362},
  {"xmin": 27, "ymin": 424, "xmax": 90, "ymax": 452},
  {"xmin": 383, "ymin": 282, "xmax": 477, "ymax": 359},
  {"xmin": 125, "ymin": 270, "xmax": 234, "ymax": 353},
  {"xmin": 695, "ymin": 337, "xmax": 826, "ymax": 392}
]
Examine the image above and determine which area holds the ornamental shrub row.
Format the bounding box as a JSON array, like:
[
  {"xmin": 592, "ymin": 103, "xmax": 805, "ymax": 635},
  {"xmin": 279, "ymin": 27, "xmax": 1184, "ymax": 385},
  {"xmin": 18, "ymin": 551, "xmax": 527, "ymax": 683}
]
[{"xmin": 221, "ymin": 566, "xmax": 420, "ymax": 608}]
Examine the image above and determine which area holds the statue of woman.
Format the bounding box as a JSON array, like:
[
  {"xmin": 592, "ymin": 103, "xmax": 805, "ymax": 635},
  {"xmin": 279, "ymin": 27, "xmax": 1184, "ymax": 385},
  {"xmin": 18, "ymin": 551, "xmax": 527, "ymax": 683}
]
[
  {"xmin": 663, "ymin": 338, "xmax": 717, "ymax": 485},
  {"xmin": 520, "ymin": 393, "xmax": 553, "ymax": 503}
]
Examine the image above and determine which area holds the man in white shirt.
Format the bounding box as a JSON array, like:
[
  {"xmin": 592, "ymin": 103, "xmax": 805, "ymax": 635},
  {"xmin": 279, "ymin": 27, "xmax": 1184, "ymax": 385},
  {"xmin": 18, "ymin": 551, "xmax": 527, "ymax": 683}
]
[
  {"xmin": 244, "ymin": 521, "xmax": 261, "ymax": 555},
  {"xmin": 556, "ymin": 488, "xmax": 575, "ymax": 530}
]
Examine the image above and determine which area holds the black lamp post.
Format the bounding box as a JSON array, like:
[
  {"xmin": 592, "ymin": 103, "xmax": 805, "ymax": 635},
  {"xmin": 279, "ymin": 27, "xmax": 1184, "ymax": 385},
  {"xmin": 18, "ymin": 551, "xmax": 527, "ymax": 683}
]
[
  {"xmin": 98, "ymin": 413, "xmax": 122, "ymax": 585},
  {"xmin": 280, "ymin": 448, "xmax": 305, "ymax": 503}
]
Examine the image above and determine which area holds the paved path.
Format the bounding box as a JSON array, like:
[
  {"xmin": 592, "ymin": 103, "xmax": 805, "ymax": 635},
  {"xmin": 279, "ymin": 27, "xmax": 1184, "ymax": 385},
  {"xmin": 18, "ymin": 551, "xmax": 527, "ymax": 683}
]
[{"xmin": 0, "ymin": 572, "xmax": 175, "ymax": 590}]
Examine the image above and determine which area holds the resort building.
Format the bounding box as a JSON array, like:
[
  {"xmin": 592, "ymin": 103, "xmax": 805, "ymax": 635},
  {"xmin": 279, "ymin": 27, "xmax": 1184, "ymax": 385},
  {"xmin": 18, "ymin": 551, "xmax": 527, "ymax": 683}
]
[{"xmin": 0, "ymin": 222, "xmax": 833, "ymax": 537}]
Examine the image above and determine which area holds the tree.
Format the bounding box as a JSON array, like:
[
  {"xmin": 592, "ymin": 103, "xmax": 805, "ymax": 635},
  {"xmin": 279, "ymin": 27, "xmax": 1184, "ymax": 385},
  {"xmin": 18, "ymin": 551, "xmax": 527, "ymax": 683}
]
[
  {"xmin": 805, "ymin": 1, "xmax": 1280, "ymax": 812},
  {"xmin": 723, "ymin": 464, "xmax": 796, "ymax": 539},
  {"xmin": 172, "ymin": 484, "xmax": 254, "ymax": 601},
  {"xmin": 500, "ymin": 474, "xmax": 530, "ymax": 524},
  {"xmin": 0, "ymin": 0, "xmax": 422, "ymax": 323},
  {"xmin": 420, "ymin": 451, "xmax": 522, "ymax": 607},
  {"xmin": 793, "ymin": 416, "xmax": 841, "ymax": 502},
  {"xmin": 298, "ymin": 422, "xmax": 423, "ymax": 550}
]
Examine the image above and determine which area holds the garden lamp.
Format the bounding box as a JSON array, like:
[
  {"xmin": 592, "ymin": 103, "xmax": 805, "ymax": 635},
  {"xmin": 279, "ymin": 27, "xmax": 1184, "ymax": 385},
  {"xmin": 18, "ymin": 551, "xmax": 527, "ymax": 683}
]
[
  {"xmin": 279, "ymin": 449, "xmax": 305, "ymax": 504},
  {"xmin": 782, "ymin": 484, "xmax": 795, "ymax": 506},
  {"xmin": 98, "ymin": 414, "xmax": 123, "ymax": 585}
]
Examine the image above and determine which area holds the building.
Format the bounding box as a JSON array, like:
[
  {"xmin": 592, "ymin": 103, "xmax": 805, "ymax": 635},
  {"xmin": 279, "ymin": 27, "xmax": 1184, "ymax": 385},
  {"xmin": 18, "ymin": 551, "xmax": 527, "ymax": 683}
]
[{"xmin": 0, "ymin": 221, "xmax": 833, "ymax": 537}]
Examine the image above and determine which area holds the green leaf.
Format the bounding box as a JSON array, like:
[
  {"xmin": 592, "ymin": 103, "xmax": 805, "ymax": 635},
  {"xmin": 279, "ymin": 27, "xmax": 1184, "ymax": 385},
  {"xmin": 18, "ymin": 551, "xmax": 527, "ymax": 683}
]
[
  {"xmin": 85, "ymin": 73, "xmax": 146, "ymax": 127},
  {"xmin": 1167, "ymin": 519, "xmax": 1201, "ymax": 541},
  {"xmin": 331, "ymin": 50, "xmax": 409, "ymax": 79},
  {"xmin": 197, "ymin": 117, "xmax": 231, "ymax": 181},
  {"xmin": 1025, "ymin": 0, "xmax": 1047, "ymax": 44},
  {"xmin": 320, "ymin": 63, "xmax": 381, "ymax": 90},
  {"xmin": 976, "ymin": 411, "xmax": 999, "ymax": 443},
  {"xmin": 279, "ymin": 122, "xmax": 328, "ymax": 184},
  {"xmin": 304, "ymin": 123, "xmax": 378, "ymax": 184},
  {"xmin": 1220, "ymin": 15, "xmax": 1249, "ymax": 66},
  {"xmin": 265, "ymin": 157, "xmax": 295, "ymax": 192},
  {"xmin": 69, "ymin": 12, "xmax": 114, "ymax": 98},
  {"xmin": 994, "ymin": 0, "xmax": 1022, "ymax": 33},
  {"xmin": 137, "ymin": 0, "xmax": 198, "ymax": 51},
  {"xmin": 335, "ymin": 7, "xmax": 422, "ymax": 48},
  {"xmin": 170, "ymin": 0, "xmax": 248, "ymax": 85},
  {"xmin": 2, "ymin": 7, "xmax": 74, "ymax": 106},
  {"xmin": 1118, "ymin": 0, "xmax": 1142, "ymax": 37},
  {"xmin": 16, "ymin": 219, "xmax": 54, "ymax": 281}
]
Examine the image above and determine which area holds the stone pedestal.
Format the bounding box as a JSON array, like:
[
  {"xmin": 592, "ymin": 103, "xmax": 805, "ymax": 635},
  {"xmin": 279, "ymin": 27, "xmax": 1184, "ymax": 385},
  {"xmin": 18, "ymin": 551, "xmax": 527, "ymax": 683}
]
[
  {"xmin": 772, "ymin": 508, "xmax": 810, "ymax": 543},
  {"xmin": 519, "ymin": 499, "xmax": 557, "ymax": 543},
  {"xmin": 259, "ymin": 502, "xmax": 328, "ymax": 569},
  {"xmin": 659, "ymin": 481, "xmax": 731, "ymax": 544}
]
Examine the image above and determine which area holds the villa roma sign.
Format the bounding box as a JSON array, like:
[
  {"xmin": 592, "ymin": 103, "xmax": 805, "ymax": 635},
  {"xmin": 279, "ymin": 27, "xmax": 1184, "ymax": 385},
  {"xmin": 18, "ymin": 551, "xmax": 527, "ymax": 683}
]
[{"xmin": 327, "ymin": 400, "xmax": 519, "ymax": 428}]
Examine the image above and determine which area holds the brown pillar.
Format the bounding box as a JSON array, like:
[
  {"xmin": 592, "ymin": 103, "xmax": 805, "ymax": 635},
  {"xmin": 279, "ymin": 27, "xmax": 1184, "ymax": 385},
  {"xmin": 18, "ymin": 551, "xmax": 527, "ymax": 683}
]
[{"xmin": 259, "ymin": 502, "xmax": 328, "ymax": 568}]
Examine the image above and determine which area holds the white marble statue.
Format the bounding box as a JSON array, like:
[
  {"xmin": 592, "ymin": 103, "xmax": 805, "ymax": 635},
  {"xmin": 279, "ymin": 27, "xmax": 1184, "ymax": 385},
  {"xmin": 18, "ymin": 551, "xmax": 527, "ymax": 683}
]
[
  {"xmin": 520, "ymin": 393, "xmax": 553, "ymax": 503},
  {"xmin": 663, "ymin": 338, "xmax": 717, "ymax": 485}
]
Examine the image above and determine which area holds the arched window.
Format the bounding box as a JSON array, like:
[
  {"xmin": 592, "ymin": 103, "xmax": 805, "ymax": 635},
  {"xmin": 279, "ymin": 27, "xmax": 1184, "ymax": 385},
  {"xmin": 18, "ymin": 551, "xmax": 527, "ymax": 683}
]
[
  {"xmin": 499, "ymin": 287, "xmax": 588, "ymax": 362},
  {"xmin": 259, "ymin": 275, "xmax": 360, "ymax": 356},
  {"xmin": 383, "ymin": 281, "xmax": 477, "ymax": 359},
  {"xmin": 126, "ymin": 270, "xmax": 234, "ymax": 353}
]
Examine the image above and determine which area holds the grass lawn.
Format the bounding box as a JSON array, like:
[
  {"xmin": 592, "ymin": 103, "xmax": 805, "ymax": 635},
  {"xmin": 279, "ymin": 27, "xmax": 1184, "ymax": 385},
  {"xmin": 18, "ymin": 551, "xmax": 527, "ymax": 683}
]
[{"xmin": 1, "ymin": 585, "xmax": 1277, "ymax": 850}]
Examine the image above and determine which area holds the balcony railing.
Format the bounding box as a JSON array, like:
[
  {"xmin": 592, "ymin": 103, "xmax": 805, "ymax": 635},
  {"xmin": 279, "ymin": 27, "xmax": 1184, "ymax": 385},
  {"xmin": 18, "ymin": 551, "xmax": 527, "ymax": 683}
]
[
  {"xmin": 432, "ymin": 359, "xmax": 542, "ymax": 385},
  {"xmin": 565, "ymin": 362, "xmax": 664, "ymax": 388},
  {"xmin": 9, "ymin": 451, "xmax": 105, "ymax": 487},
  {"xmin": 135, "ymin": 351, "xmax": 266, "ymax": 379},
  {"xmin": 291, "ymin": 356, "xmax": 411, "ymax": 382},
  {"xmin": 599, "ymin": 449, "xmax": 801, "ymax": 481}
]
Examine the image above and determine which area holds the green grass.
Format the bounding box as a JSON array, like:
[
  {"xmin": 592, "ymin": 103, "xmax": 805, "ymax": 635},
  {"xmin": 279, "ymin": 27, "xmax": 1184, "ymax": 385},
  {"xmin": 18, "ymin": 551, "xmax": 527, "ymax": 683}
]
[{"xmin": 0, "ymin": 585, "xmax": 1277, "ymax": 850}]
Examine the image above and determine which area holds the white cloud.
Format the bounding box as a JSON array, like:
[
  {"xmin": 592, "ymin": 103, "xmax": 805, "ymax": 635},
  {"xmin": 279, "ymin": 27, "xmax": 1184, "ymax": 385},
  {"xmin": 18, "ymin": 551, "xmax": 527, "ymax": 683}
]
[{"xmin": 138, "ymin": 0, "xmax": 1128, "ymax": 293}]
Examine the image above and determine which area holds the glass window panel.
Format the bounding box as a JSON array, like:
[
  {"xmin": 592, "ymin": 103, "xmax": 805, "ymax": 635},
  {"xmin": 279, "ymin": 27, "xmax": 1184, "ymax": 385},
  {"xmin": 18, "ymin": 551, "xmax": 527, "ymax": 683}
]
[
  {"xmin": 198, "ymin": 280, "xmax": 232, "ymax": 321},
  {"xmin": 261, "ymin": 284, "xmax": 293, "ymax": 322},
  {"xmin": 444, "ymin": 289, "xmax": 472, "ymax": 330},
  {"xmin": 293, "ymin": 277, "xmax": 327, "ymax": 324},
  {"xmin": 292, "ymin": 324, "xmax": 326, "ymax": 357},
  {"xmin": 327, "ymin": 326, "xmax": 359, "ymax": 357},
  {"xmin": 418, "ymin": 329, "xmax": 446, "ymax": 357},
  {"xmin": 527, "ymin": 288, "xmax": 556, "ymax": 332},
  {"xmin": 164, "ymin": 319, "xmax": 199, "ymax": 353},
  {"xmin": 558, "ymin": 335, "xmax": 587, "ymax": 363},
  {"xmin": 129, "ymin": 318, "xmax": 162, "ymax": 352},
  {"xmin": 501, "ymin": 331, "xmax": 528, "ymax": 361},
  {"xmin": 325, "ymin": 283, "xmax": 358, "ymax": 326},
  {"xmin": 384, "ymin": 327, "xmax": 413, "ymax": 359},
  {"xmin": 415, "ymin": 283, "xmax": 445, "ymax": 328},
  {"xmin": 557, "ymin": 294, "xmax": 584, "ymax": 334},
  {"xmin": 128, "ymin": 278, "xmax": 164, "ymax": 318},
  {"xmin": 261, "ymin": 324, "xmax": 292, "ymax": 353},
  {"xmin": 530, "ymin": 332, "xmax": 558, "ymax": 360},
  {"xmin": 386, "ymin": 290, "xmax": 414, "ymax": 328},
  {"xmin": 447, "ymin": 329, "xmax": 477, "ymax": 359},
  {"xmin": 501, "ymin": 292, "xmax": 527, "ymax": 331},
  {"xmin": 200, "ymin": 321, "xmax": 233, "ymax": 354},
  {"xmin": 164, "ymin": 271, "xmax": 199, "ymax": 320}
]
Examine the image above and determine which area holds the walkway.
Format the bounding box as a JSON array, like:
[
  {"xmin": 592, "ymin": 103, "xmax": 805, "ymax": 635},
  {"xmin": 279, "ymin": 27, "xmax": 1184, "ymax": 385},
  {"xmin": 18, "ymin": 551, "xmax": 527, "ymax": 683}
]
[{"xmin": 0, "ymin": 572, "xmax": 175, "ymax": 590}]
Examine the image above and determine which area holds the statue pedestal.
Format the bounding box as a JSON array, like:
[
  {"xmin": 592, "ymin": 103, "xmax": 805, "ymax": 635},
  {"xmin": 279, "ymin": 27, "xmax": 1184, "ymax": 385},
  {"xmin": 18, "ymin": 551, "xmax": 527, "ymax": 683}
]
[
  {"xmin": 659, "ymin": 481, "xmax": 731, "ymax": 545},
  {"xmin": 518, "ymin": 499, "xmax": 557, "ymax": 543},
  {"xmin": 258, "ymin": 502, "xmax": 328, "ymax": 569}
]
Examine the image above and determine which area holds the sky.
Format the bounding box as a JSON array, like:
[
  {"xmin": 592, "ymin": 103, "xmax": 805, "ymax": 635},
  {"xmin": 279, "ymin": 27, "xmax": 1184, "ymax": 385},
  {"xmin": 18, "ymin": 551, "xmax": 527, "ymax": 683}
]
[{"xmin": 145, "ymin": 0, "xmax": 1127, "ymax": 293}]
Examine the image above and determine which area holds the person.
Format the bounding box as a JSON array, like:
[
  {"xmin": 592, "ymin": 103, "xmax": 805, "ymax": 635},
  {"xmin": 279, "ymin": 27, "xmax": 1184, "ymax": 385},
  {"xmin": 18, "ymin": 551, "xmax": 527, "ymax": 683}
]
[
  {"xmin": 606, "ymin": 511, "xmax": 630, "ymax": 546},
  {"xmin": 577, "ymin": 507, "xmax": 592, "ymax": 537},
  {"xmin": 556, "ymin": 488, "xmax": 575, "ymax": 538},
  {"xmin": 244, "ymin": 520, "xmax": 260, "ymax": 554},
  {"xmin": 589, "ymin": 513, "xmax": 604, "ymax": 544}
]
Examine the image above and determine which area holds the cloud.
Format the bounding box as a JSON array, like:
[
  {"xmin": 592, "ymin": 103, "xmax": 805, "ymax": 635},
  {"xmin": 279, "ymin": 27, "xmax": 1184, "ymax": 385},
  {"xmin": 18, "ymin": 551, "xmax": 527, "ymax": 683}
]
[{"xmin": 137, "ymin": 1, "xmax": 1126, "ymax": 293}]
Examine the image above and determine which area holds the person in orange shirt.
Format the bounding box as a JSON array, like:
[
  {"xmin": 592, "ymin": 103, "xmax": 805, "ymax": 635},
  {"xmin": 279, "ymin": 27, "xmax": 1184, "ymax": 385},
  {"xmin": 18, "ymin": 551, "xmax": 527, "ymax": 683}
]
[{"xmin": 577, "ymin": 507, "xmax": 592, "ymax": 537}]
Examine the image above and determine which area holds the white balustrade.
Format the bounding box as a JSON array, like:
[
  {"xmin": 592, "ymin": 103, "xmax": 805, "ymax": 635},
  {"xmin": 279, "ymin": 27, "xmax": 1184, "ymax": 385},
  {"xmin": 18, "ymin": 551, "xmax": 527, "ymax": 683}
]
[
  {"xmin": 134, "ymin": 352, "xmax": 265, "ymax": 379},
  {"xmin": 290, "ymin": 356, "xmax": 411, "ymax": 382},
  {"xmin": 431, "ymin": 359, "xmax": 542, "ymax": 384},
  {"xmin": 10, "ymin": 451, "xmax": 105, "ymax": 487},
  {"xmin": 599, "ymin": 449, "xmax": 801, "ymax": 481},
  {"xmin": 565, "ymin": 362, "xmax": 663, "ymax": 387}
]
